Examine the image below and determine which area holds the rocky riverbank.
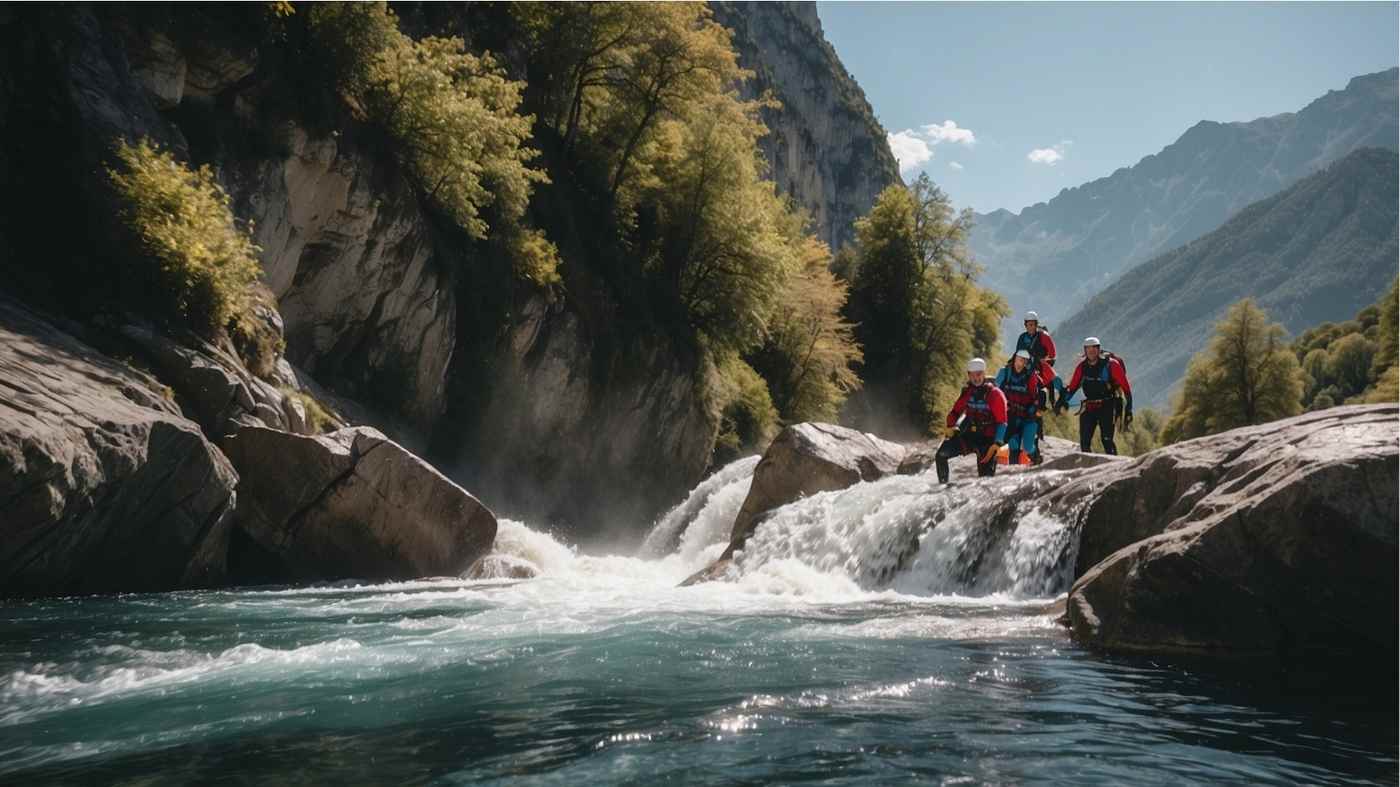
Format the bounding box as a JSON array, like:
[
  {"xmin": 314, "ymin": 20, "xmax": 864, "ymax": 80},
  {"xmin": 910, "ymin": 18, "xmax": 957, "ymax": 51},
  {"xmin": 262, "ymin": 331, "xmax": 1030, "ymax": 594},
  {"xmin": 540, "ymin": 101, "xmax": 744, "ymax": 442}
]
[
  {"xmin": 685, "ymin": 406, "xmax": 1399, "ymax": 664},
  {"xmin": 0, "ymin": 296, "xmax": 496, "ymax": 596}
]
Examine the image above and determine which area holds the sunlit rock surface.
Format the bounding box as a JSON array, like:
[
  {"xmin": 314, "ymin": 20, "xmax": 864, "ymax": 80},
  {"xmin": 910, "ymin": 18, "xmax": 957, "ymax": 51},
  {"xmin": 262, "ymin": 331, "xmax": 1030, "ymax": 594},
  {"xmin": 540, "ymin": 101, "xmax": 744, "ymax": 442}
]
[
  {"xmin": 1064, "ymin": 404, "xmax": 1399, "ymax": 660},
  {"xmin": 223, "ymin": 426, "xmax": 497, "ymax": 584},
  {"xmin": 0, "ymin": 297, "xmax": 237, "ymax": 596}
]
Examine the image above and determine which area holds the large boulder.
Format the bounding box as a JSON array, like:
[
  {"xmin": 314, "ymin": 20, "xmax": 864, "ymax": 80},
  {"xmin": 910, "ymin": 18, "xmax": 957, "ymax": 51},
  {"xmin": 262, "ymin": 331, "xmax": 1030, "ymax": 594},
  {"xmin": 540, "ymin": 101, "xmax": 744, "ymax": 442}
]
[
  {"xmin": 683, "ymin": 423, "xmax": 903, "ymax": 584},
  {"xmin": 222, "ymin": 426, "xmax": 497, "ymax": 582},
  {"xmin": 1065, "ymin": 404, "xmax": 1398, "ymax": 661},
  {"xmin": 0, "ymin": 298, "xmax": 238, "ymax": 596}
]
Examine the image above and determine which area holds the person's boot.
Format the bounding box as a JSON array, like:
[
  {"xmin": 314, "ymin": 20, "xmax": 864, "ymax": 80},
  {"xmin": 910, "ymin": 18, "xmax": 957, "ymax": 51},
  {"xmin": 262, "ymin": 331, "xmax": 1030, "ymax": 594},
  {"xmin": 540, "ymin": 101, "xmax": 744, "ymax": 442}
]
[
  {"xmin": 935, "ymin": 457, "xmax": 950, "ymax": 484},
  {"xmin": 1031, "ymin": 452, "xmax": 1042, "ymax": 466},
  {"xmin": 1009, "ymin": 449, "xmax": 1021, "ymax": 466},
  {"xmin": 1102, "ymin": 440, "xmax": 1117, "ymax": 456}
]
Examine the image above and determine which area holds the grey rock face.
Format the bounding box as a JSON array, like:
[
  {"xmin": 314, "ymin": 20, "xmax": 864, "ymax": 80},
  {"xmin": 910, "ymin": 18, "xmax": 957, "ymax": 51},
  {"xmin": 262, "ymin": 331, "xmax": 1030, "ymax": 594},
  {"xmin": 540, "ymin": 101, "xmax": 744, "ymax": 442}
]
[
  {"xmin": 453, "ymin": 295, "xmax": 718, "ymax": 535},
  {"xmin": 1062, "ymin": 404, "xmax": 1398, "ymax": 660},
  {"xmin": 0, "ymin": 298, "xmax": 238, "ymax": 596},
  {"xmin": 118, "ymin": 325, "xmax": 318, "ymax": 439},
  {"xmin": 711, "ymin": 2, "xmax": 901, "ymax": 250},
  {"xmin": 225, "ymin": 126, "xmax": 457, "ymax": 433},
  {"xmin": 222, "ymin": 426, "xmax": 497, "ymax": 583}
]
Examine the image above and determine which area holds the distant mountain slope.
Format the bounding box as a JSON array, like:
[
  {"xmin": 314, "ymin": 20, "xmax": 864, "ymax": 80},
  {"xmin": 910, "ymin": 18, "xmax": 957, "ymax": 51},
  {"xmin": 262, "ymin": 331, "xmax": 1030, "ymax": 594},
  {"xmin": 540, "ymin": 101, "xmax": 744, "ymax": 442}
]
[
  {"xmin": 1056, "ymin": 147, "xmax": 1399, "ymax": 409},
  {"xmin": 974, "ymin": 68, "xmax": 1398, "ymax": 338}
]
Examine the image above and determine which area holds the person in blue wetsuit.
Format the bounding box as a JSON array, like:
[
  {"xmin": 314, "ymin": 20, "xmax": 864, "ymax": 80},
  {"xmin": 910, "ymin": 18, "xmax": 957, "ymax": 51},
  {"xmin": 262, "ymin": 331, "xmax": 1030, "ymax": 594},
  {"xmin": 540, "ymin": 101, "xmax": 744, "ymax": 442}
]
[{"xmin": 994, "ymin": 349, "xmax": 1043, "ymax": 465}]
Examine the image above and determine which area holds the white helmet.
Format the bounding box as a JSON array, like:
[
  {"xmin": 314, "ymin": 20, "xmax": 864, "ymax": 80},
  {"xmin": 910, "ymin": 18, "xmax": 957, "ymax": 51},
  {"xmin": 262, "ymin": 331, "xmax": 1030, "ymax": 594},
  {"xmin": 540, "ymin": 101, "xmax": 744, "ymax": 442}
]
[
  {"xmin": 1083, "ymin": 336, "xmax": 1101, "ymax": 348},
  {"xmin": 1013, "ymin": 349, "xmax": 1032, "ymax": 360},
  {"xmin": 1023, "ymin": 311, "xmax": 1039, "ymax": 322},
  {"xmin": 966, "ymin": 357, "xmax": 987, "ymax": 373}
]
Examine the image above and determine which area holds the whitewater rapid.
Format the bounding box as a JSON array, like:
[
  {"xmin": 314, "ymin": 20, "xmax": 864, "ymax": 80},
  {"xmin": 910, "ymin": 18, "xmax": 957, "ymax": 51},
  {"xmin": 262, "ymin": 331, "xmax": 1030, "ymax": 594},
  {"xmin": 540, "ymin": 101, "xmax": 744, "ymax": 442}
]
[{"xmin": 485, "ymin": 454, "xmax": 1082, "ymax": 603}]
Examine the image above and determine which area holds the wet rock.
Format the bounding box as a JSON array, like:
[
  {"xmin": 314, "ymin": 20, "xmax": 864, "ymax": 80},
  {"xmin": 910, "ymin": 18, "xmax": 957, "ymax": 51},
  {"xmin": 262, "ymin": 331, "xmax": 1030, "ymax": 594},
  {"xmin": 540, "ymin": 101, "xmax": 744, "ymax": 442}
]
[
  {"xmin": 0, "ymin": 297, "xmax": 237, "ymax": 596},
  {"xmin": 464, "ymin": 554, "xmax": 540, "ymax": 581},
  {"xmin": 1065, "ymin": 404, "xmax": 1399, "ymax": 661},
  {"xmin": 683, "ymin": 423, "xmax": 903, "ymax": 584},
  {"xmin": 222, "ymin": 426, "xmax": 497, "ymax": 583}
]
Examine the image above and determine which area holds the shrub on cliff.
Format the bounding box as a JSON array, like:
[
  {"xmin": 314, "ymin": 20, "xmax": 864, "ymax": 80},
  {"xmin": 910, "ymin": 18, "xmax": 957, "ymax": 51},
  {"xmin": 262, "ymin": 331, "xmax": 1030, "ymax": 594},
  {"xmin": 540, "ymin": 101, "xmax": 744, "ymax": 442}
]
[
  {"xmin": 106, "ymin": 138, "xmax": 262, "ymax": 340},
  {"xmin": 844, "ymin": 174, "xmax": 1007, "ymax": 433},
  {"xmin": 711, "ymin": 354, "xmax": 779, "ymax": 465},
  {"xmin": 307, "ymin": 2, "xmax": 557, "ymax": 283},
  {"xmin": 1162, "ymin": 299, "xmax": 1304, "ymax": 443}
]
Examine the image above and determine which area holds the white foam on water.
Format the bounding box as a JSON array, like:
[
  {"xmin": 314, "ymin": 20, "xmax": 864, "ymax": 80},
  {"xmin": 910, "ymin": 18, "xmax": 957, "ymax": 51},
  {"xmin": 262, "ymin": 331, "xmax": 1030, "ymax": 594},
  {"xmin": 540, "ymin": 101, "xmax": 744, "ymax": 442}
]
[
  {"xmin": 0, "ymin": 638, "xmax": 373, "ymax": 718},
  {"xmin": 730, "ymin": 469, "xmax": 1081, "ymax": 599},
  {"xmin": 638, "ymin": 455, "xmax": 759, "ymax": 558}
]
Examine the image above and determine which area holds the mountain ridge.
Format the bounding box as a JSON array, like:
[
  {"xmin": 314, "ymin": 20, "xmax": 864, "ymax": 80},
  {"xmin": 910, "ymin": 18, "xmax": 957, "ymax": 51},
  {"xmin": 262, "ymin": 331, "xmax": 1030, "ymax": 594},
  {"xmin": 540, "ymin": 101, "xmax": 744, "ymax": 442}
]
[
  {"xmin": 1056, "ymin": 146, "xmax": 1399, "ymax": 408},
  {"xmin": 972, "ymin": 67, "xmax": 1398, "ymax": 339}
]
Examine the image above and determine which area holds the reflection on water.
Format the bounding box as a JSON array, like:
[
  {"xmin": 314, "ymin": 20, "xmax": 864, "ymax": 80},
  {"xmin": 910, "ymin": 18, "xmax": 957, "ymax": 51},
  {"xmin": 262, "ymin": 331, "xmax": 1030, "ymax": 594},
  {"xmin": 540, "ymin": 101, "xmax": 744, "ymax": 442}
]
[{"xmin": 1, "ymin": 579, "xmax": 1394, "ymax": 785}]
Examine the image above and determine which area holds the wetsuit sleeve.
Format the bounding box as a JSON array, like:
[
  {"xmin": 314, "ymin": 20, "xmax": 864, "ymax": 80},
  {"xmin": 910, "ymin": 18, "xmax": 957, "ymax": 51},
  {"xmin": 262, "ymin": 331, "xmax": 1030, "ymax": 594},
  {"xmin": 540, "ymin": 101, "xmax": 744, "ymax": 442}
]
[
  {"xmin": 990, "ymin": 388, "xmax": 1008, "ymax": 443},
  {"xmin": 1063, "ymin": 362, "xmax": 1083, "ymax": 405},
  {"xmin": 947, "ymin": 388, "xmax": 970, "ymax": 428},
  {"xmin": 994, "ymin": 368, "xmax": 1008, "ymax": 388},
  {"xmin": 1040, "ymin": 331, "xmax": 1057, "ymax": 363},
  {"xmin": 1111, "ymin": 359, "xmax": 1133, "ymax": 409}
]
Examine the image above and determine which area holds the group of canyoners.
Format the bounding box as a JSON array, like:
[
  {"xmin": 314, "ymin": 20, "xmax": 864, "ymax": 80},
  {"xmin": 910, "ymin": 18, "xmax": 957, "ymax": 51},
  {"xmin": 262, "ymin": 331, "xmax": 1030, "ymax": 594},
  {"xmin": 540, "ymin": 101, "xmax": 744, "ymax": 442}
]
[{"xmin": 934, "ymin": 311, "xmax": 1134, "ymax": 484}]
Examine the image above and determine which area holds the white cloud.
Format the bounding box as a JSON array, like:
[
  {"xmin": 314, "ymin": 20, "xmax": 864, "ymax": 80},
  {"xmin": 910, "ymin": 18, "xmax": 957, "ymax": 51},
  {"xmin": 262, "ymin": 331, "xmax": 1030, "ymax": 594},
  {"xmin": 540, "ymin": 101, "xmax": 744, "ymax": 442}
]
[
  {"xmin": 922, "ymin": 120, "xmax": 976, "ymax": 146},
  {"xmin": 948, "ymin": 161, "xmax": 964, "ymax": 171},
  {"xmin": 889, "ymin": 120, "xmax": 978, "ymax": 175},
  {"xmin": 888, "ymin": 129, "xmax": 933, "ymax": 174},
  {"xmin": 1027, "ymin": 140, "xmax": 1072, "ymax": 166}
]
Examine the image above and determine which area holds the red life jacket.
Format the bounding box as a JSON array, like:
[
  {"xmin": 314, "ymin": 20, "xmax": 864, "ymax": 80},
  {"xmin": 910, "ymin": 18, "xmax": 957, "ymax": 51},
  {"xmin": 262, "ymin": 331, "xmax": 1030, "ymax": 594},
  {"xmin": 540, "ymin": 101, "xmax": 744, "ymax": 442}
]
[{"xmin": 962, "ymin": 382, "xmax": 999, "ymax": 431}]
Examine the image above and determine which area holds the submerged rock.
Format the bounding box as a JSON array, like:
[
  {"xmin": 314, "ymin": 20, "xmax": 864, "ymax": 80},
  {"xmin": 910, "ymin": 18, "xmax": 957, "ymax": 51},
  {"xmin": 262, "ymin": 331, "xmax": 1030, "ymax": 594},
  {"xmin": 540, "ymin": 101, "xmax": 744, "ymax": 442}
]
[
  {"xmin": 0, "ymin": 298, "xmax": 237, "ymax": 596},
  {"xmin": 223, "ymin": 426, "xmax": 497, "ymax": 583},
  {"xmin": 1064, "ymin": 404, "xmax": 1398, "ymax": 661},
  {"xmin": 464, "ymin": 554, "xmax": 540, "ymax": 581}
]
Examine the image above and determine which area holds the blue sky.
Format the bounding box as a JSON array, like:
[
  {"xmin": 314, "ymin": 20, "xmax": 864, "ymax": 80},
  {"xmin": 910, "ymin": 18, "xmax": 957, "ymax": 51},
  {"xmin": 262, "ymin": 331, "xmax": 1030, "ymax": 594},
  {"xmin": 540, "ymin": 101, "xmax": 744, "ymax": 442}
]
[{"xmin": 816, "ymin": 1, "xmax": 1400, "ymax": 214}]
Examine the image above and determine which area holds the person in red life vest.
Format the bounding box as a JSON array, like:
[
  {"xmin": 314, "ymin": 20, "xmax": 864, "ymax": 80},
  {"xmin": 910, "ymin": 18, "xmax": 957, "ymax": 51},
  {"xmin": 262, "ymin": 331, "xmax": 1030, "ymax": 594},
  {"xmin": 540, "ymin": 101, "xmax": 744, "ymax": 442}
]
[
  {"xmin": 994, "ymin": 349, "xmax": 1042, "ymax": 465},
  {"xmin": 1013, "ymin": 310, "xmax": 1065, "ymax": 407},
  {"xmin": 1054, "ymin": 336, "xmax": 1133, "ymax": 455},
  {"xmin": 935, "ymin": 357, "xmax": 1008, "ymax": 484}
]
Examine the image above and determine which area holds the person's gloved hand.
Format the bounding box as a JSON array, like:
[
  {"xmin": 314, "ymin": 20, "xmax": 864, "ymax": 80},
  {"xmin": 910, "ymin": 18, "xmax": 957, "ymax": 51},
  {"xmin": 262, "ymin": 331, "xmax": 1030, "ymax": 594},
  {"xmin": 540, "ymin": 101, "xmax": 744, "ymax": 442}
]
[
  {"xmin": 1053, "ymin": 400, "xmax": 1068, "ymax": 416},
  {"xmin": 1123, "ymin": 409, "xmax": 1134, "ymax": 427},
  {"xmin": 981, "ymin": 442, "xmax": 1003, "ymax": 464},
  {"xmin": 943, "ymin": 426, "xmax": 959, "ymax": 439}
]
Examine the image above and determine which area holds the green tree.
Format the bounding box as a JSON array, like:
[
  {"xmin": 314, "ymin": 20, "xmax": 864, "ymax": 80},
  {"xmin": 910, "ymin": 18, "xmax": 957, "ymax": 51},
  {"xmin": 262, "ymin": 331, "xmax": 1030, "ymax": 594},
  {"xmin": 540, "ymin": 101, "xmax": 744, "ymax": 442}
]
[
  {"xmin": 641, "ymin": 94, "xmax": 796, "ymax": 355},
  {"xmin": 307, "ymin": 2, "xmax": 556, "ymax": 282},
  {"xmin": 1162, "ymin": 299, "xmax": 1304, "ymax": 442},
  {"xmin": 845, "ymin": 173, "xmax": 1006, "ymax": 432},
  {"xmin": 1362, "ymin": 277, "xmax": 1399, "ymax": 402},
  {"xmin": 749, "ymin": 237, "xmax": 863, "ymax": 423},
  {"xmin": 1323, "ymin": 333, "xmax": 1377, "ymax": 396}
]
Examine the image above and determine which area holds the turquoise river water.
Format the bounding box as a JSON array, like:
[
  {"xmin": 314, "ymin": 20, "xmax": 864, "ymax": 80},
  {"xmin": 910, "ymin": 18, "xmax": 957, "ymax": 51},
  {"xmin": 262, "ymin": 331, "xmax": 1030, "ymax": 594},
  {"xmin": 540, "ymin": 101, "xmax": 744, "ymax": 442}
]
[{"xmin": 2, "ymin": 460, "xmax": 1395, "ymax": 784}]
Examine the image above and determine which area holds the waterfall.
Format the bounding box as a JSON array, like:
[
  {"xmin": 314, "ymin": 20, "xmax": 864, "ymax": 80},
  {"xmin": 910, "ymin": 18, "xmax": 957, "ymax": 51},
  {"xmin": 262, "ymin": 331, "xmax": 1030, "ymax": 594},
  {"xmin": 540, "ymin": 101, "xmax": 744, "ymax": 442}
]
[
  {"xmin": 494, "ymin": 456, "xmax": 1080, "ymax": 602},
  {"xmin": 638, "ymin": 455, "xmax": 760, "ymax": 558},
  {"xmin": 723, "ymin": 470, "xmax": 1082, "ymax": 600}
]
